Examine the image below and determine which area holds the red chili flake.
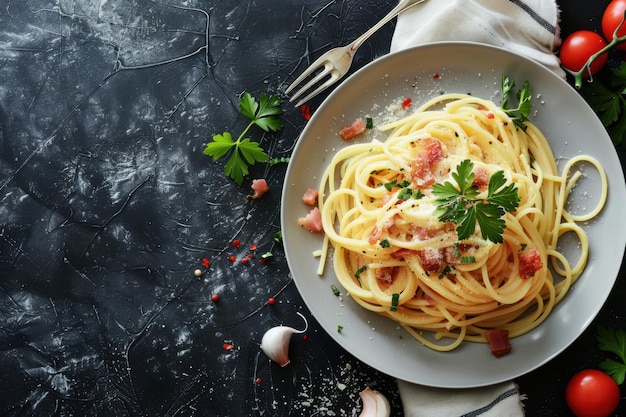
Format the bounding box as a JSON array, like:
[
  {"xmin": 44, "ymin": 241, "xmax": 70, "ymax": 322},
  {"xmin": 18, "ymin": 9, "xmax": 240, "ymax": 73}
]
[
  {"xmin": 268, "ymin": 297, "xmax": 276, "ymax": 305},
  {"xmin": 247, "ymin": 253, "xmax": 254, "ymax": 259},
  {"xmin": 302, "ymin": 334, "xmax": 308, "ymax": 341},
  {"xmin": 401, "ymin": 97, "xmax": 412, "ymax": 110},
  {"xmin": 256, "ymin": 377, "xmax": 262, "ymax": 385},
  {"xmin": 222, "ymin": 343, "xmax": 234, "ymax": 350},
  {"xmin": 211, "ymin": 293, "xmax": 220, "ymax": 302},
  {"xmin": 241, "ymin": 257, "xmax": 249, "ymax": 265},
  {"xmin": 232, "ymin": 239, "xmax": 241, "ymax": 248},
  {"xmin": 300, "ymin": 104, "xmax": 312, "ymax": 121},
  {"xmin": 249, "ymin": 244, "xmax": 257, "ymax": 251},
  {"xmin": 228, "ymin": 255, "xmax": 236, "ymax": 263},
  {"xmin": 487, "ymin": 112, "xmax": 495, "ymax": 119},
  {"xmin": 433, "ymin": 73, "xmax": 440, "ymax": 79},
  {"xmin": 259, "ymin": 259, "xmax": 266, "ymax": 265},
  {"xmin": 201, "ymin": 257, "xmax": 210, "ymax": 268}
]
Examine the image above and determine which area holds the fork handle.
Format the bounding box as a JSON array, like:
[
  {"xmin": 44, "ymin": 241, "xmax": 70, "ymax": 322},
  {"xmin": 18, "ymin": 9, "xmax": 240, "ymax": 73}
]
[{"xmin": 349, "ymin": 0, "xmax": 427, "ymax": 53}]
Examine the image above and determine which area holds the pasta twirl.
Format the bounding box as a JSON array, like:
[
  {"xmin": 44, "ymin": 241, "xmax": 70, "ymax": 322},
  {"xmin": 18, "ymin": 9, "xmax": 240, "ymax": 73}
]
[{"xmin": 316, "ymin": 93, "xmax": 607, "ymax": 352}]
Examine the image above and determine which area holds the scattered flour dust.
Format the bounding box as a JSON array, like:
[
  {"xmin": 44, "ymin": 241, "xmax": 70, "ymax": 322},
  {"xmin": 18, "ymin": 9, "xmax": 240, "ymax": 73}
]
[{"xmin": 289, "ymin": 358, "xmax": 393, "ymax": 416}]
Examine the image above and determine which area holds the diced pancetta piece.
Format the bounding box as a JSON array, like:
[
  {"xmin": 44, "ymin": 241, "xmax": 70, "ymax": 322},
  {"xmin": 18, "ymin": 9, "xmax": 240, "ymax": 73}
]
[
  {"xmin": 417, "ymin": 248, "xmax": 443, "ymax": 273},
  {"xmin": 375, "ymin": 266, "xmax": 399, "ymax": 284},
  {"xmin": 249, "ymin": 179, "xmax": 269, "ymax": 199},
  {"xmin": 367, "ymin": 216, "xmax": 397, "ymax": 244},
  {"xmin": 486, "ymin": 329, "xmax": 512, "ymax": 358},
  {"xmin": 518, "ymin": 248, "xmax": 543, "ymax": 279},
  {"xmin": 411, "ymin": 138, "xmax": 443, "ymax": 187},
  {"xmin": 390, "ymin": 248, "xmax": 418, "ymax": 260},
  {"xmin": 472, "ymin": 166, "xmax": 490, "ymax": 189},
  {"xmin": 298, "ymin": 207, "xmax": 322, "ymax": 233},
  {"xmin": 339, "ymin": 118, "xmax": 366, "ymax": 141},
  {"xmin": 301, "ymin": 188, "xmax": 319, "ymax": 206}
]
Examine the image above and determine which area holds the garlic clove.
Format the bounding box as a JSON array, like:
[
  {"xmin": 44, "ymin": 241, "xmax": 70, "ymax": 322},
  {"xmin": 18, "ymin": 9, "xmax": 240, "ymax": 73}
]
[
  {"xmin": 260, "ymin": 312, "xmax": 308, "ymax": 367},
  {"xmin": 359, "ymin": 387, "xmax": 391, "ymax": 417}
]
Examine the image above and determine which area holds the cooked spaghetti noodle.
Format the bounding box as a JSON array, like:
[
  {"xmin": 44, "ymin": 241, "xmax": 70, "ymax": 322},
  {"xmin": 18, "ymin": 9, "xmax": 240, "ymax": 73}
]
[{"xmin": 316, "ymin": 93, "xmax": 607, "ymax": 352}]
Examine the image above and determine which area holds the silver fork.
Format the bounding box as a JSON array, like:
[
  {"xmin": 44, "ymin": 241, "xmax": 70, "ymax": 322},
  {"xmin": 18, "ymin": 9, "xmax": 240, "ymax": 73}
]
[{"xmin": 285, "ymin": 0, "xmax": 428, "ymax": 107}]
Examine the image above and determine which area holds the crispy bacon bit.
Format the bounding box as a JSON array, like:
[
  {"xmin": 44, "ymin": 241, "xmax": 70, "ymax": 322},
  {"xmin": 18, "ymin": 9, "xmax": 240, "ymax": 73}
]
[
  {"xmin": 486, "ymin": 329, "xmax": 512, "ymax": 358},
  {"xmin": 444, "ymin": 244, "xmax": 473, "ymax": 264},
  {"xmin": 411, "ymin": 225, "xmax": 435, "ymax": 240},
  {"xmin": 301, "ymin": 188, "xmax": 319, "ymax": 206},
  {"xmin": 298, "ymin": 207, "xmax": 323, "ymax": 233},
  {"xmin": 368, "ymin": 216, "xmax": 397, "ymax": 244},
  {"xmin": 368, "ymin": 226, "xmax": 383, "ymax": 245},
  {"xmin": 339, "ymin": 118, "xmax": 367, "ymax": 141},
  {"xmin": 390, "ymin": 248, "xmax": 418, "ymax": 260},
  {"xmin": 411, "ymin": 138, "xmax": 443, "ymax": 188},
  {"xmin": 249, "ymin": 179, "xmax": 269, "ymax": 199},
  {"xmin": 375, "ymin": 266, "xmax": 399, "ymax": 284},
  {"xmin": 417, "ymin": 248, "xmax": 443, "ymax": 273},
  {"xmin": 472, "ymin": 166, "xmax": 490, "ymax": 189},
  {"xmin": 519, "ymin": 248, "xmax": 543, "ymax": 279}
]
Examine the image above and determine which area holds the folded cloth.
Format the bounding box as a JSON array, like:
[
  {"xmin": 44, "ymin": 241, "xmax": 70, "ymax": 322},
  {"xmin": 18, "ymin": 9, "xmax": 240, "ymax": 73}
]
[
  {"xmin": 390, "ymin": 0, "xmax": 565, "ymax": 78},
  {"xmin": 389, "ymin": 1, "xmax": 565, "ymax": 415},
  {"xmin": 397, "ymin": 380, "xmax": 525, "ymax": 417}
]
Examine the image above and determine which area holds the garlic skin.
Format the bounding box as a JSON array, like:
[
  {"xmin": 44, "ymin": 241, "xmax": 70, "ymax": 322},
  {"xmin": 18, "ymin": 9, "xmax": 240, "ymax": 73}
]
[
  {"xmin": 260, "ymin": 312, "xmax": 308, "ymax": 366},
  {"xmin": 359, "ymin": 387, "xmax": 391, "ymax": 417}
]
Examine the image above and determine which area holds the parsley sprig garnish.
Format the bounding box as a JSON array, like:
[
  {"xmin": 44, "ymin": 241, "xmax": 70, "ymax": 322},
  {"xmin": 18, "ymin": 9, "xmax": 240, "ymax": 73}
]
[
  {"xmin": 501, "ymin": 76, "xmax": 532, "ymax": 131},
  {"xmin": 203, "ymin": 92, "xmax": 283, "ymax": 185},
  {"xmin": 581, "ymin": 62, "xmax": 626, "ymax": 147},
  {"xmin": 597, "ymin": 326, "xmax": 626, "ymax": 385},
  {"xmin": 432, "ymin": 160, "xmax": 520, "ymax": 243}
]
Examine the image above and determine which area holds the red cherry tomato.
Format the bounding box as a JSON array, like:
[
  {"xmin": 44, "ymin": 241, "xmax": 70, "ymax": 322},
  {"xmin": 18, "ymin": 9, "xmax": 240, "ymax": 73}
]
[
  {"xmin": 602, "ymin": 0, "xmax": 626, "ymax": 50},
  {"xmin": 559, "ymin": 30, "xmax": 609, "ymax": 76},
  {"xmin": 565, "ymin": 369, "xmax": 620, "ymax": 417}
]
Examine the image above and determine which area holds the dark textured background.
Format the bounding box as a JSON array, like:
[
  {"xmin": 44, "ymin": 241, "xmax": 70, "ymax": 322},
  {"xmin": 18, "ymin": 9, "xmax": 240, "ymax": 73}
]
[{"xmin": 0, "ymin": 0, "xmax": 623, "ymax": 416}]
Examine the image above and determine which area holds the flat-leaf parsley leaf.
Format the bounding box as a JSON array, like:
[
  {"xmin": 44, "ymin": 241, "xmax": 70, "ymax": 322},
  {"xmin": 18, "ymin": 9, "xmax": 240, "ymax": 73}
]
[
  {"xmin": 501, "ymin": 76, "xmax": 532, "ymax": 131},
  {"xmin": 432, "ymin": 160, "xmax": 520, "ymax": 243},
  {"xmin": 597, "ymin": 325, "xmax": 626, "ymax": 385},
  {"xmin": 581, "ymin": 61, "xmax": 626, "ymax": 147},
  {"xmin": 203, "ymin": 92, "xmax": 283, "ymax": 185}
]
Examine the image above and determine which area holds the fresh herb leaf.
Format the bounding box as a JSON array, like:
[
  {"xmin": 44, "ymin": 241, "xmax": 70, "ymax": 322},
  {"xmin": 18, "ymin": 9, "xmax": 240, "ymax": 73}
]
[
  {"xmin": 432, "ymin": 160, "xmax": 520, "ymax": 243},
  {"xmin": 366, "ymin": 117, "xmax": 374, "ymax": 129},
  {"xmin": 239, "ymin": 92, "xmax": 283, "ymax": 132},
  {"xmin": 355, "ymin": 265, "xmax": 368, "ymax": 279},
  {"xmin": 412, "ymin": 189, "xmax": 424, "ymax": 199},
  {"xmin": 379, "ymin": 239, "xmax": 391, "ymax": 248},
  {"xmin": 269, "ymin": 156, "xmax": 290, "ymax": 167},
  {"xmin": 501, "ymin": 76, "xmax": 532, "ymax": 130},
  {"xmin": 438, "ymin": 265, "xmax": 453, "ymax": 279},
  {"xmin": 203, "ymin": 92, "xmax": 283, "ymax": 184},
  {"xmin": 390, "ymin": 293, "xmax": 400, "ymax": 312},
  {"xmin": 337, "ymin": 325, "xmax": 344, "ymax": 333},
  {"xmin": 398, "ymin": 188, "xmax": 413, "ymax": 201},
  {"xmin": 384, "ymin": 180, "xmax": 398, "ymax": 191},
  {"xmin": 581, "ymin": 62, "xmax": 626, "ymax": 147},
  {"xmin": 331, "ymin": 284, "xmax": 341, "ymax": 297},
  {"xmin": 597, "ymin": 326, "xmax": 626, "ymax": 385},
  {"xmin": 273, "ymin": 230, "xmax": 283, "ymax": 244},
  {"xmin": 461, "ymin": 256, "xmax": 476, "ymax": 264}
]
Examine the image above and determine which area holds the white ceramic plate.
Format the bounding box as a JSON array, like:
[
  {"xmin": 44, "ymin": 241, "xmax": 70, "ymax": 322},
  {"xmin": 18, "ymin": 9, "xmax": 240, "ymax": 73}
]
[{"xmin": 280, "ymin": 42, "xmax": 626, "ymax": 388}]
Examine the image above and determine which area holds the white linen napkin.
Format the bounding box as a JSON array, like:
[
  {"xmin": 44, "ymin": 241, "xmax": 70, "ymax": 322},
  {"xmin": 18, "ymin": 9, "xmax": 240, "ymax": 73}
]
[
  {"xmin": 397, "ymin": 380, "xmax": 525, "ymax": 417},
  {"xmin": 389, "ymin": 1, "xmax": 564, "ymax": 415},
  {"xmin": 390, "ymin": 0, "xmax": 565, "ymax": 78}
]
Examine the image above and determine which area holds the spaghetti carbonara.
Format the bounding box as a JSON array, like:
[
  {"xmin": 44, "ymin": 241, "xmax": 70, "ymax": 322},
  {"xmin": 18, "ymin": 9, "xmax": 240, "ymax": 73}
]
[{"xmin": 316, "ymin": 92, "xmax": 607, "ymax": 352}]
